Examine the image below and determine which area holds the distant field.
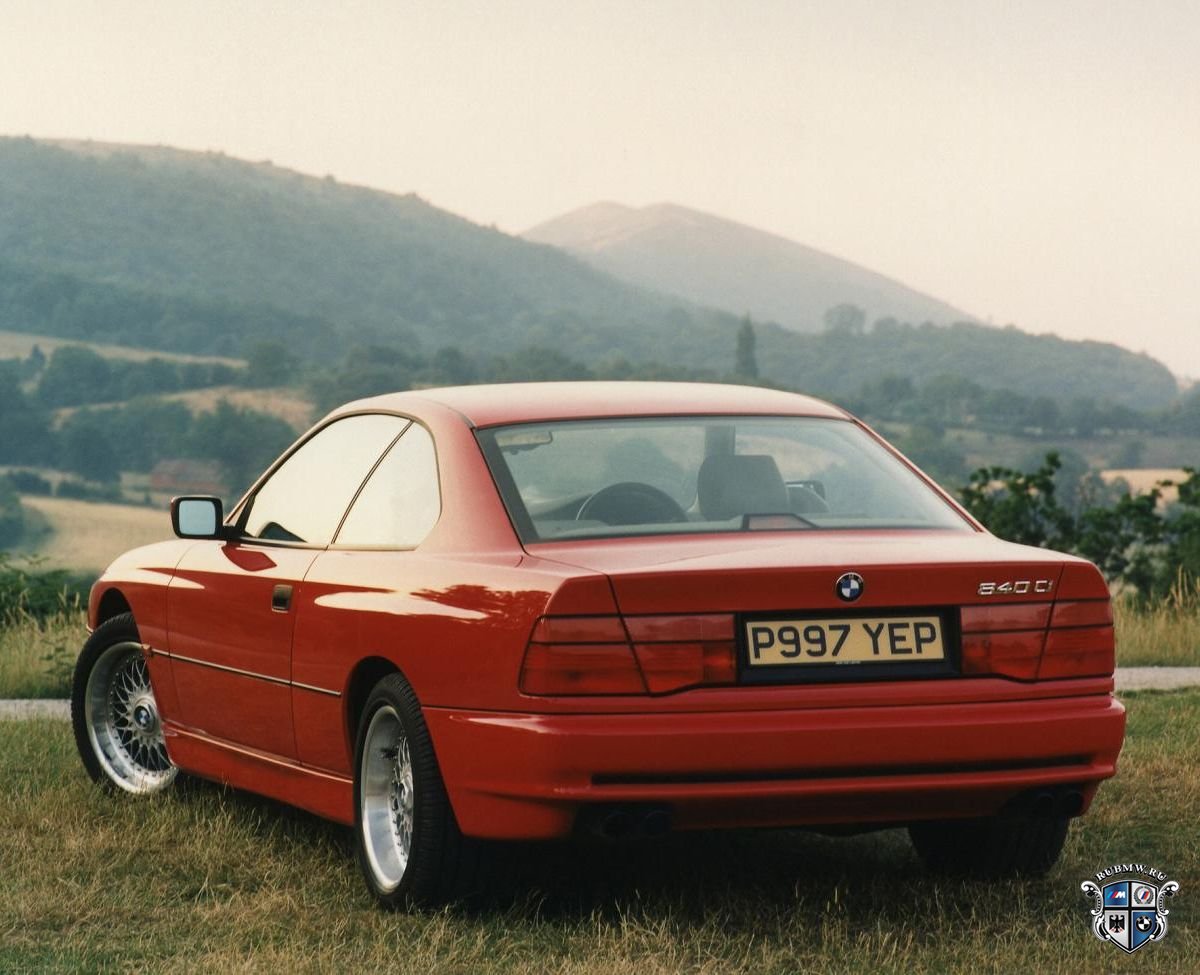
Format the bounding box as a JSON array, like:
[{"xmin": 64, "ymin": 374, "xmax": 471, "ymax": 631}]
[
  {"xmin": 0, "ymin": 329, "xmax": 243, "ymax": 366},
  {"xmin": 50, "ymin": 385, "xmax": 314, "ymax": 429},
  {"xmin": 16, "ymin": 496, "xmax": 169, "ymax": 574},
  {"xmin": 940, "ymin": 427, "xmax": 1200, "ymax": 473},
  {"xmin": 161, "ymin": 385, "xmax": 315, "ymax": 428}
]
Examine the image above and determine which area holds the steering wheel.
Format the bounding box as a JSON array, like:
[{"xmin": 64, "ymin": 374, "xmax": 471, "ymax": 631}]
[{"xmin": 576, "ymin": 482, "xmax": 689, "ymax": 526}]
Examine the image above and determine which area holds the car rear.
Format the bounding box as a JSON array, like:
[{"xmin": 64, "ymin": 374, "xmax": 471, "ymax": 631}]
[{"xmin": 426, "ymin": 408, "xmax": 1125, "ymax": 852}]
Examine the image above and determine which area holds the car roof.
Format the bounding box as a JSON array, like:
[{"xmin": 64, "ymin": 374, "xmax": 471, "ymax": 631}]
[{"xmin": 338, "ymin": 381, "xmax": 850, "ymax": 427}]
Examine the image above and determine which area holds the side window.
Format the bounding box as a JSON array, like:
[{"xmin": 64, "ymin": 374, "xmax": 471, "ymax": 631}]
[
  {"xmin": 242, "ymin": 414, "xmax": 407, "ymax": 545},
  {"xmin": 335, "ymin": 423, "xmax": 441, "ymax": 548}
]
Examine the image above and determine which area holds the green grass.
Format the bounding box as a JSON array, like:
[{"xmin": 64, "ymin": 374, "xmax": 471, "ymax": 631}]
[
  {"xmin": 0, "ymin": 612, "xmax": 81, "ymax": 699},
  {"xmin": 1, "ymin": 691, "xmax": 1197, "ymax": 972}
]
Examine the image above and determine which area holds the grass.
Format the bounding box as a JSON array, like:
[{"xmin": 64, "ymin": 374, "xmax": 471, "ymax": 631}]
[
  {"xmin": 158, "ymin": 385, "xmax": 315, "ymax": 428},
  {"xmin": 1116, "ymin": 588, "xmax": 1200, "ymax": 667},
  {"xmin": 0, "ymin": 328, "xmax": 243, "ymax": 366},
  {"xmin": 0, "ymin": 612, "xmax": 82, "ymax": 699},
  {"xmin": 1, "ymin": 691, "xmax": 1197, "ymax": 972}
]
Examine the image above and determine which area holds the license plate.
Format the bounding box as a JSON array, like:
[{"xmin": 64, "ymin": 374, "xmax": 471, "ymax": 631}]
[{"xmin": 745, "ymin": 615, "xmax": 945, "ymax": 666}]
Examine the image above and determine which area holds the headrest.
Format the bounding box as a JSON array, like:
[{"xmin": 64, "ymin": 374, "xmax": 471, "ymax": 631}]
[{"xmin": 697, "ymin": 454, "xmax": 789, "ymax": 521}]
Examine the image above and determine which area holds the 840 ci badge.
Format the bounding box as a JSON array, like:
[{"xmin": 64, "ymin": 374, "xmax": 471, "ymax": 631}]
[{"xmin": 1081, "ymin": 863, "xmax": 1180, "ymax": 953}]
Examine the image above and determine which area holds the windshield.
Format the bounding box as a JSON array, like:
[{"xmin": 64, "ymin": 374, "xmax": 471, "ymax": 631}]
[{"xmin": 477, "ymin": 415, "xmax": 971, "ymax": 542}]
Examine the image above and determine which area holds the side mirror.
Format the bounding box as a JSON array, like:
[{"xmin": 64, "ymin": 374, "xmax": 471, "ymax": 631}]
[{"xmin": 171, "ymin": 496, "xmax": 231, "ymax": 540}]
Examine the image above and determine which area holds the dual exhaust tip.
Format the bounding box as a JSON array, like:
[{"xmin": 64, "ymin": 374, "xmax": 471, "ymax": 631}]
[
  {"xmin": 582, "ymin": 788, "xmax": 1082, "ymax": 840},
  {"xmin": 1007, "ymin": 786, "xmax": 1085, "ymax": 819},
  {"xmin": 583, "ymin": 803, "xmax": 673, "ymax": 840}
]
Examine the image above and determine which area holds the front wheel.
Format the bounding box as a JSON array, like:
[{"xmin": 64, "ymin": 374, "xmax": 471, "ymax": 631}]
[
  {"xmin": 353, "ymin": 672, "xmax": 480, "ymax": 908},
  {"xmin": 909, "ymin": 815, "xmax": 1069, "ymax": 877},
  {"xmin": 71, "ymin": 612, "xmax": 177, "ymax": 795}
]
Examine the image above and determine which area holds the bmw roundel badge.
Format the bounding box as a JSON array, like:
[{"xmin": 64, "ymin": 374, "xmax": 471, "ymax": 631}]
[{"xmin": 836, "ymin": 572, "xmax": 865, "ymax": 602}]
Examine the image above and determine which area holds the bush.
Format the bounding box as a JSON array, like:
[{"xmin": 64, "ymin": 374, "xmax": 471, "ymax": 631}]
[
  {"xmin": 0, "ymin": 479, "xmax": 25, "ymax": 548},
  {"xmin": 960, "ymin": 454, "xmax": 1200, "ymax": 601},
  {"xmin": 4, "ymin": 469, "xmax": 52, "ymax": 495},
  {"xmin": 54, "ymin": 479, "xmax": 124, "ymax": 502},
  {"xmin": 0, "ymin": 553, "xmax": 90, "ymax": 621}
]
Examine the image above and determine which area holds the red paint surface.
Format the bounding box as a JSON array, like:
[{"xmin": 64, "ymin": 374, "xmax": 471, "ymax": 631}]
[{"xmin": 85, "ymin": 383, "xmax": 1126, "ymax": 838}]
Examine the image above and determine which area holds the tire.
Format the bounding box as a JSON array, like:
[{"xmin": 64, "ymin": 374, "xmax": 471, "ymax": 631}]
[
  {"xmin": 353, "ymin": 672, "xmax": 480, "ymax": 908},
  {"xmin": 71, "ymin": 612, "xmax": 178, "ymax": 795},
  {"xmin": 909, "ymin": 815, "xmax": 1069, "ymax": 878}
]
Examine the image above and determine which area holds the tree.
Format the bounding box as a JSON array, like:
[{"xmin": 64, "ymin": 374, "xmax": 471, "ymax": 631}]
[
  {"xmin": 189, "ymin": 400, "xmax": 297, "ymax": 496},
  {"xmin": 57, "ymin": 410, "xmax": 121, "ymax": 483},
  {"xmin": 822, "ymin": 303, "xmax": 866, "ymax": 335},
  {"xmin": 735, "ymin": 318, "xmax": 759, "ymax": 379},
  {"xmin": 244, "ymin": 340, "xmax": 299, "ymax": 387},
  {"xmin": 959, "ymin": 453, "xmax": 1075, "ymax": 550},
  {"xmin": 36, "ymin": 346, "xmax": 113, "ymax": 407},
  {"xmin": 0, "ymin": 478, "xmax": 25, "ymax": 547}
]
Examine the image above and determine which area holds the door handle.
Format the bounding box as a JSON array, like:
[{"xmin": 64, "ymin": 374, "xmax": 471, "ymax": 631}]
[{"xmin": 271, "ymin": 584, "xmax": 293, "ymax": 613}]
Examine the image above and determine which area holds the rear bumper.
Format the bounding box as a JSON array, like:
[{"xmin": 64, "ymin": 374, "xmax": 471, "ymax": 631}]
[{"xmin": 424, "ymin": 691, "xmax": 1126, "ymax": 839}]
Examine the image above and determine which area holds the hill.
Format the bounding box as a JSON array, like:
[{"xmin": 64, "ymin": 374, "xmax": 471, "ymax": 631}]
[
  {"xmin": 0, "ymin": 137, "xmax": 737, "ymax": 363},
  {"xmin": 0, "ymin": 137, "xmax": 1180, "ymax": 407},
  {"xmin": 524, "ymin": 201, "xmax": 974, "ymax": 332}
]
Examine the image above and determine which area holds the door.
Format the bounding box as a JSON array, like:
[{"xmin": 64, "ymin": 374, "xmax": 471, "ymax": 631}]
[{"xmin": 166, "ymin": 413, "xmax": 408, "ymax": 757}]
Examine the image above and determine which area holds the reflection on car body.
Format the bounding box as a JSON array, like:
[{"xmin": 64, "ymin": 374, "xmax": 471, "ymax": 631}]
[{"xmin": 71, "ymin": 382, "xmax": 1125, "ymax": 908}]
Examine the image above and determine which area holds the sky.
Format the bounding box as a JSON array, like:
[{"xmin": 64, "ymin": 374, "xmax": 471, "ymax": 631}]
[{"xmin": 2, "ymin": 0, "xmax": 1198, "ymax": 379}]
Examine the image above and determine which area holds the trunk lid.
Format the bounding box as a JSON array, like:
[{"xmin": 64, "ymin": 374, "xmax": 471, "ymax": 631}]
[{"xmin": 528, "ymin": 529, "xmax": 1078, "ymax": 614}]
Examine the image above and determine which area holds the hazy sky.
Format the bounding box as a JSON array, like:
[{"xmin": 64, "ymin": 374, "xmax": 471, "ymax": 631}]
[{"xmin": 3, "ymin": 0, "xmax": 1198, "ymax": 379}]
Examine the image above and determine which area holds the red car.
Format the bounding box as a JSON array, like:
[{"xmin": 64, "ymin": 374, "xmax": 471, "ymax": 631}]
[{"xmin": 72, "ymin": 382, "xmax": 1125, "ymax": 907}]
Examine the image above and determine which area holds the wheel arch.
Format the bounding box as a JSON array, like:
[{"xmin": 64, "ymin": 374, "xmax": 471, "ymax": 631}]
[
  {"xmin": 343, "ymin": 656, "xmax": 402, "ymax": 765},
  {"xmin": 94, "ymin": 588, "xmax": 134, "ymax": 629}
]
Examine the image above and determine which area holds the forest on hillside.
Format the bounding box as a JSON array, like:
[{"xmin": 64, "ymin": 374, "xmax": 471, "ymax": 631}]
[{"xmin": 0, "ymin": 138, "xmax": 1180, "ymax": 407}]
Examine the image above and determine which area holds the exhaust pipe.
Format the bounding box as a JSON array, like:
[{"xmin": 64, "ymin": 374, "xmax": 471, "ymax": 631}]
[
  {"xmin": 1031, "ymin": 791, "xmax": 1055, "ymax": 817},
  {"xmin": 1055, "ymin": 790, "xmax": 1084, "ymax": 818},
  {"xmin": 584, "ymin": 804, "xmax": 673, "ymax": 840}
]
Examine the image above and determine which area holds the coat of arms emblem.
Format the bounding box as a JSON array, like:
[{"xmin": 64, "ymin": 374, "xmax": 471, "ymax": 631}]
[{"xmin": 1081, "ymin": 871, "xmax": 1179, "ymax": 953}]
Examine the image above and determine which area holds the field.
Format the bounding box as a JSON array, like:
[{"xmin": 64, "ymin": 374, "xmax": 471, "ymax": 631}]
[
  {"xmin": 0, "ymin": 329, "xmax": 242, "ymax": 366},
  {"xmin": 14, "ymin": 496, "xmax": 169, "ymax": 574},
  {"xmin": 159, "ymin": 385, "xmax": 315, "ymax": 428},
  {"xmin": 0, "ymin": 690, "xmax": 1196, "ymax": 972},
  {"xmin": 49, "ymin": 385, "xmax": 315, "ymax": 429}
]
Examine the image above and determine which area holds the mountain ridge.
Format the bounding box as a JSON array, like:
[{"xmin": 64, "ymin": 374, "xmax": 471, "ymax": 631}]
[
  {"xmin": 0, "ymin": 137, "xmax": 1179, "ymax": 408},
  {"xmin": 524, "ymin": 200, "xmax": 975, "ymax": 331}
]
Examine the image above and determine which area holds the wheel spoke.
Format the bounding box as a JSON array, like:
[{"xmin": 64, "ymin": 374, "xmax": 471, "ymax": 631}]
[{"xmin": 83, "ymin": 640, "xmax": 176, "ymax": 795}]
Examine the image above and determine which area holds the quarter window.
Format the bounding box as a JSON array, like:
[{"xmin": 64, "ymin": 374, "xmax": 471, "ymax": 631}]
[
  {"xmin": 241, "ymin": 414, "xmax": 407, "ymax": 545},
  {"xmin": 336, "ymin": 423, "xmax": 441, "ymax": 548}
]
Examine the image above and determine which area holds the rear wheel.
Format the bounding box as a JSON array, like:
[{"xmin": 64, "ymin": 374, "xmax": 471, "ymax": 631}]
[
  {"xmin": 909, "ymin": 815, "xmax": 1069, "ymax": 877},
  {"xmin": 353, "ymin": 672, "xmax": 480, "ymax": 908},
  {"xmin": 71, "ymin": 613, "xmax": 177, "ymax": 795}
]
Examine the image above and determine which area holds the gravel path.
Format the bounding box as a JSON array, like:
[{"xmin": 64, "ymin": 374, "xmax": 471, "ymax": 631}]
[{"xmin": 3, "ymin": 668, "xmax": 1199, "ymax": 721}]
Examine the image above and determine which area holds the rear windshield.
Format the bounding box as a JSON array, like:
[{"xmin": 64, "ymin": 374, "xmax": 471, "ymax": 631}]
[{"xmin": 477, "ymin": 415, "xmax": 971, "ymax": 542}]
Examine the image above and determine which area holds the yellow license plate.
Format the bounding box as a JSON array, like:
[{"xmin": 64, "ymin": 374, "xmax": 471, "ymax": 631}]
[{"xmin": 745, "ymin": 616, "xmax": 945, "ymax": 666}]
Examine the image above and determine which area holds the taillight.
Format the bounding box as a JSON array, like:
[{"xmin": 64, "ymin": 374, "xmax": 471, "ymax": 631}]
[
  {"xmin": 520, "ymin": 613, "xmax": 736, "ymax": 696},
  {"xmin": 1039, "ymin": 600, "xmax": 1114, "ymax": 678},
  {"xmin": 628, "ymin": 614, "xmax": 737, "ymax": 693},
  {"xmin": 959, "ymin": 564, "xmax": 1115, "ymax": 681},
  {"xmin": 960, "ymin": 603, "xmax": 1051, "ymax": 680}
]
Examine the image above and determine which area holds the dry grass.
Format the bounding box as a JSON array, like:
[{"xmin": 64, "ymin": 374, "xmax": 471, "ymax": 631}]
[
  {"xmin": 0, "ymin": 691, "xmax": 1197, "ymax": 973},
  {"xmin": 0, "ymin": 612, "xmax": 81, "ymax": 699},
  {"xmin": 1115, "ymin": 584, "xmax": 1200, "ymax": 667},
  {"xmin": 51, "ymin": 385, "xmax": 315, "ymax": 429},
  {"xmin": 160, "ymin": 386, "xmax": 315, "ymax": 428},
  {"xmin": 16, "ymin": 496, "xmax": 169, "ymax": 574},
  {"xmin": 0, "ymin": 329, "xmax": 242, "ymax": 366}
]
